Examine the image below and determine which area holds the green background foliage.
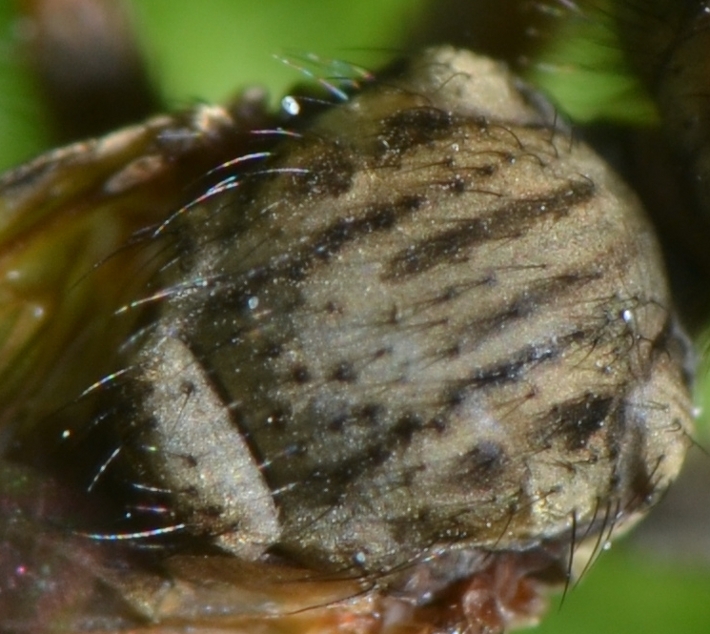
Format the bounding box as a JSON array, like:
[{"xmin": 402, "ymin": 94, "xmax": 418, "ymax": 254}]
[{"xmin": 0, "ymin": 1, "xmax": 708, "ymax": 632}]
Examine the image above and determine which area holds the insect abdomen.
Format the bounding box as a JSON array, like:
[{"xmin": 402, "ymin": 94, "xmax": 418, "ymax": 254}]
[{"xmin": 120, "ymin": 49, "xmax": 693, "ymax": 581}]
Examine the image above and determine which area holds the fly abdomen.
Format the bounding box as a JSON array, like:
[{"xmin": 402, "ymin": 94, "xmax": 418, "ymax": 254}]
[{"xmin": 117, "ymin": 48, "xmax": 692, "ymax": 588}]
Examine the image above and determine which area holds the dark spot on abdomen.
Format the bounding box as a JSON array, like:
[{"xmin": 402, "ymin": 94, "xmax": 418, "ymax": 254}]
[
  {"xmin": 453, "ymin": 440, "xmax": 508, "ymax": 489},
  {"xmin": 376, "ymin": 106, "xmax": 456, "ymax": 164},
  {"xmin": 384, "ymin": 181, "xmax": 595, "ymax": 280},
  {"xmin": 544, "ymin": 392, "xmax": 617, "ymax": 451},
  {"xmin": 291, "ymin": 139, "xmax": 355, "ymax": 197}
]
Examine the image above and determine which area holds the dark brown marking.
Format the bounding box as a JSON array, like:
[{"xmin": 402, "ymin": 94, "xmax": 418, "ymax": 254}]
[
  {"xmin": 306, "ymin": 410, "xmax": 428, "ymax": 491},
  {"xmin": 384, "ymin": 180, "xmax": 595, "ymax": 280},
  {"xmin": 199, "ymin": 505, "xmax": 225, "ymax": 519},
  {"xmin": 610, "ymin": 424, "xmax": 655, "ymax": 510},
  {"xmin": 285, "ymin": 260, "xmax": 308, "ymax": 282},
  {"xmin": 324, "ymin": 300, "xmax": 341, "ymax": 314},
  {"xmin": 392, "ymin": 412, "xmax": 425, "ymax": 446},
  {"xmin": 179, "ymin": 380, "xmax": 196, "ymax": 396},
  {"xmin": 546, "ymin": 393, "xmax": 615, "ymax": 451},
  {"xmin": 624, "ymin": 450, "xmax": 656, "ymax": 509},
  {"xmin": 366, "ymin": 444, "xmax": 392, "ymax": 468},
  {"xmin": 454, "ymin": 441, "xmax": 508, "ymax": 488},
  {"xmin": 460, "ymin": 271, "xmax": 602, "ymax": 345},
  {"xmin": 291, "ymin": 140, "xmax": 355, "ymax": 197},
  {"xmin": 359, "ymin": 403, "xmax": 385, "ymax": 426},
  {"xmin": 376, "ymin": 106, "xmax": 456, "ymax": 164},
  {"xmin": 331, "ymin": 361, "xmax": 357, "ymax": 383},
  {"xmin": 180, "ymin": 454, "xmax": 199, "ymax": 469},
  {"xmin": 314, "ymin": 443, "xmax": 392, "ymax": 491},
  {"xmin": 291, "ymin": 364, "xmax": 311, "ymax": 384},
  {"xmin": 263, "ymin": 342, "xmax": 284, "ymax": 359},
  {"xmin": 442, "ymin": 333, "xmax": 579, "ymax": 407},
  {"xmin": 448, "ymin": 175, "xmax": 467, "ymax": 193},
  {"xmin": 428, "ymin": 415, "xmax": 448, "ymax": 434},
  {"xmin": 443, "ymin": 343, "xmax": 462, "ymax": 359},
  {"xmin": 298, "ymin": 195, "xmax": 426, "ymax": 268},
  {"xmin": 206, "ymin": 194, "xmax": 427, "ymax": 308},
  {"xmin": 651, "ymin": 315, "xmax": 694, "ymax": 389},
  {"xmin": 604, "ymin": 403, "xmax": 632, "ymax": 469},
  {"xmin": 327, "ymin": 413, "xmax": 349, "ymax": 432},
  {"xmin": 445, "ymin": 385, "xmax": 467, "ymax": 408}
]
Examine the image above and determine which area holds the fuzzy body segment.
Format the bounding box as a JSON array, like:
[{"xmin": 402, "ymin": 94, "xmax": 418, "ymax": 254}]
[
  {"xmin": 0, "ymin": 48, "xmax": 694, "ymax": 633},
  {"xmin": 99, "ymin": 48, "xmax": 694, "ymax": 630}
]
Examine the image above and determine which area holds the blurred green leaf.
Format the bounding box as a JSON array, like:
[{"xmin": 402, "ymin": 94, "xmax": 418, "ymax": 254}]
[
  {"xmin": 539, "ymin": 544, "xmax": 710, "ymax": 634},
  {"xmin": 130, "ymin": 0, "xmax": 422, "ymax": 108},
  {"xmin": 0, "ymin": 4, "xmax": 51, "ymax": 170}
]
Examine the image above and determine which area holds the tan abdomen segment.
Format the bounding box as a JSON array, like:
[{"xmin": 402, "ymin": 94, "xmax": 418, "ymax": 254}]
[{"xmin": 132, "ymin": 49, "xmax": 693, "ymax": 579}]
